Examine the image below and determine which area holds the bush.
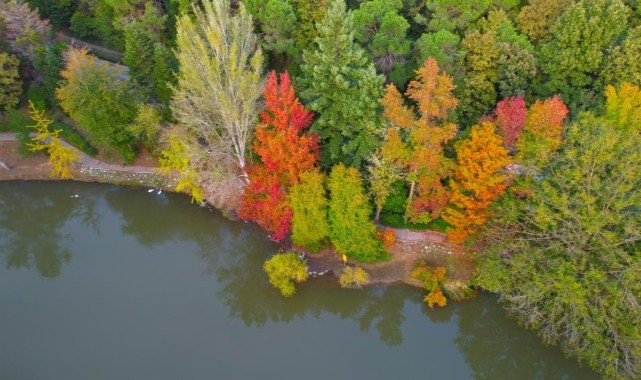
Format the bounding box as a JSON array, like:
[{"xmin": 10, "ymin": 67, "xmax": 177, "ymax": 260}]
[
  {"xmin": 411, "ymin": 260, "xmax": 448, "ymax": 310},
  {"xmin": 263, "ymin": 253, "xmax": 309, "ymax": 297},
  {"xmin": 376, "ymin": 229, "xmax": 397, "ymax": 250},
  {"xmin": 339, "ymin": 266, "xmax": 369, "ymax": 288}
]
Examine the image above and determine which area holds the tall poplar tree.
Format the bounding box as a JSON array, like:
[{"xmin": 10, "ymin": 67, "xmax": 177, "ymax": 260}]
[
  {"xmin": 300, "ymin": 0, "xmax": 385, "ymax": 169},
  {"xmin": 171, "ymin": 0, "xmax": 263, "ymax": 189}
]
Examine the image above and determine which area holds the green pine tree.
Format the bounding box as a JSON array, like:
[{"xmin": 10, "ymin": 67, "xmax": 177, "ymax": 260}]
[{"xmin": 300, "ymin": 0, "xmax": 385, "ymax": 169}]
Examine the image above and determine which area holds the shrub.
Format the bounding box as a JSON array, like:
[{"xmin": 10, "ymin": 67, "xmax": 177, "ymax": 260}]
[
  {"xmin": 263, "ymin": 252, "xmax": 309, "ymax": 297},
  {"xmin": 339, "ymin": 266, "xmax": 369, "ymax": 288},
  {"xmin": 411, "ymin": 260, "xmax": 448, "ymax": 310},
  {"xmin": 376, "ymin": 229, "xmax": 397, "ymax": 250}
]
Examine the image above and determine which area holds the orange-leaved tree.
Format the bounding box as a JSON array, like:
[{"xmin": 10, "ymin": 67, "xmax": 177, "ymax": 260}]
[
  {"xmin": 444, "ymin": 122, "xmax": 512, "ymax": 244},
  {"xmin": 380, "ymin": 58, "xmax": 458, "ymax": 223},
  {"xmin": 239, "ymin": 71, "xmax": 319, "ymax": 241},
  {"xmin": 515, "ymin": 95, "xmax": 569, "ymax": 168}
]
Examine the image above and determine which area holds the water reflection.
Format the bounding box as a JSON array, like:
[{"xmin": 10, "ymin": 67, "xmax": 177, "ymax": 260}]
[
  {"xmin": 0, "ymin": 181, "xmax": 97, "ymax": 277},
  {"xmin": 0, "ymin": 181, "xmax": 598, "ymax": 379}
]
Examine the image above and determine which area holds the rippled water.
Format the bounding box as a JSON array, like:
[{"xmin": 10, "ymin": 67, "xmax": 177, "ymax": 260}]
[{"xmin": 0, "ymin": 181, "xmax": 597, "ymax": 379}]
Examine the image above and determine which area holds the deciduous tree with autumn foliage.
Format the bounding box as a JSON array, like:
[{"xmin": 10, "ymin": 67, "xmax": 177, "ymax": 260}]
[
  {"xmin": 493, "ymin": 96, "xmax": 527, "ymax": 150},
  {"xmin": 239, "ymin": 71, "xmax": 319, "ymax": 241},
  {"xmin": 380, "ymin": 58, "xmax": 457, "ymax": 223},
  {"xmin": 516, "ymin": 95, "xmax": 569, "ymax": 169},
  {"xmin": 444, "ymin": 122, "xmax": 512, "ymax": 244}
]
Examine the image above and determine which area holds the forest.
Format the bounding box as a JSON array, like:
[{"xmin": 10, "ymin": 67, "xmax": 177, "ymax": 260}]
[{"xmin": 1, "ymin": 0, "xmax": 640, "ymax": 377}]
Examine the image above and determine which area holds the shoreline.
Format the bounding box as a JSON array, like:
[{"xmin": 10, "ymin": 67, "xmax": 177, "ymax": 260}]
[{"xmin": 0, "ymin": 138, "xmax": 475, "ymax": 291}]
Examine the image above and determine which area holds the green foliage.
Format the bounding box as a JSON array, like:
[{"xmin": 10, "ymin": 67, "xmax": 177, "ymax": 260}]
[
  {"xmin": 477, "ymin": 116, "xmax": 641, "ymax": 378},
  {"xmin": 300, "ymin": 0, "xmax": 385, "ymax": 169},
  {"xmin": 151, "ymin": 42, "xmax": 177, "ymax": 107},
  {"xmin": 246, "ymin": 0, "xmax": 297, "ymax": 60},
  {"xmin": 540, "ymin": 0, "xmax": 627, "ymax": 106},
  {"xmin": 328, "ymin": 164, "xmax": 387, "ymax": 262},
  {"xmin": 517, "ymin": 0, "xmax": 574, "ymax": 44},
  {"xmin": 33, "ymin": 42, "xmax": 67, "ymax": 108},
  {"xmin": 123, "ymin": 22, "xmax": 154, "ymax": 90},
  {"xmin": 56, "ymin": 48, "xmax": 140, "ymax": 162},
  {"xmin": 413, "ymin": 30, "xmax": 464, "ymax": 81},
  {"xmin": 339, "ymin": 266, "xmax": 370, "ymax": 288},
  {"xmin": 28, "ymin": 0, "xmax": 75, "ymax": 27},
  {"xmin": 0, "ymin": 51, "xmax": 22, "ymax": 112},
  {"xmin": 263, "ymin": 252, "xmax": 309, "ymax": 297},
  {"xmin": 459, "ymin": 9, "xmax": 535, "ymax": 124},
  {"xmin": 290, "ymin": 170, "xmax": 329, "ymax": 252},
  {"xmin": 353, "ymin": 0, "xmax": 411, "ymax": 86},
  {"xmin": 367, "ymin": 153, "xmax": 402, "ymax": 221},
  {"xmin": 290, "ymin": 0, "xmax": 327, "ymax": 53},
  {"xmin": 601, "ymin": 26, "xmax": 641, "ymax": 88},
  {"xmin": 158, "ymin": 127, "xmax": 204, "ymax": 203},
  {"xmin": 128, "ymin": 103, "xmax": 163, "ymax": 151}
]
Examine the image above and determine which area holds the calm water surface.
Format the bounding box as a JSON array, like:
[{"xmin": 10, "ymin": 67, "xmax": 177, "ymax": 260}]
[{"xmin": 0, "ymin": 181, "xmax": 597, "ymax": 379}]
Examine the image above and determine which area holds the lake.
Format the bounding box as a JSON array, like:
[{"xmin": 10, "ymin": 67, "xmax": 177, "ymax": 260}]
[{"xmin": 0, "ymin": 181, "xmax": 597, "ymax": 379}]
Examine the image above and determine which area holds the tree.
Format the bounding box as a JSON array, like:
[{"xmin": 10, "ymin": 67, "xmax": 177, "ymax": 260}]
[
  {"xmin": 33, "ymin": 42, "xmax": 66, "ymax": 108},
  {"xmin": 516, "ymin": 95, "xmax": 569, "ymax": 169},
  {"xmin": 367, "ymin": 153, "xmax": 401, "ymax": 222},
  {"xmin": 238, "ymin": 71, "xmax": 318, "ymax": 242},
  {"xmin": 56, "ymin": 47, "xmax": 139, "ymax": 162},
  {"xmin": 26, "ymin": 101, "xmax": 78, "ymax": 179},
  {"xmin": 425, "ymin": 0, "xmax": 492, "ymax": 34},
  {"xmin": 127, "ymin": 103, "xmax": 163, "ymax": 151},
  {"xmin": 517, "ymin": 0, "xmax": 574, "ymax": 44},
  {"xmin": 444, "ymin": 122, "xmax": 512, "ymax": 244},
  {"xmin": 0, "ymin": 0, "xmax": 51, "ymax": 61},
  {"xmin": 27, "ymin": 0, "xmax": 75, "ymax": 28},
  {"xmin": 601, "ymin": 26, "xmax": 641, "ymax": 88},
  {"xmin": 158, "ymin": 127, "xmax": 204, "ymax": 203},
  {"xmin": 604, "ymin": 83, "xmax": 641, "ymax": 133},
  {"xmin": 300, "ymin": 0, "xmax": 385, "ymax": 169},
  {"xmin": 264, "ymin": 252, "xmax": 309, "ymax": 297},
  {"xmin": 290, "ymin": 0, "xmax": 327, "ymax": 53},
  {"xmin": 151, "ymin": 42, "xmax": 177, "ymax": 107},
  {"xmin": 328, "ymin": 164, "xmax": 386, "ymax": 262},
  {"xmin": 353, "ymin": 0, "xmax": 411, "ymax": 85},
  {"xmin": 413, "ymin": 30, "xmax": 464, "ymax": 82},
  {"xmin": 290, "ymin": 170, "xmax": 329, "ymax": 252},
  {"xmin": 476, "ymin": 117, "xmax": 641, "ymax": 379},
  {"xmin": 339, "ymin": 266, "xmax": 369, "ymax": 288},
  {"xmin": 123, "ymin": 21, "xmax": 154, "ymax": 89},
  {"xmin": 245, "ymin": 0, "xmax": 297, "ymax": 64},
  {"xmin": 540, "ymin": 0, "xmax": 627, "ymax": 106},
  {"xmin": 380, "ymin": 58, "xmax": 458, "ymax": 223},
  {"xmin": 0, "ymin": 51, "xmax": 21, "ymax": 112},
  {"xmin": 171, "ymin": 0, "xmax": 263, "ymax": 188},
  {"xmin": 494, "ymin": 96, "xmax": 527, "ymax": 149},
  {"xmin": 459, "ymin": 9, "xmax": 534, "ymax": 124}
]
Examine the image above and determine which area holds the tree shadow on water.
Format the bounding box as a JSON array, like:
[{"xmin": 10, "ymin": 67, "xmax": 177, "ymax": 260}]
[{"xmin": 0, "ymin": 181, "xmax": 98, "ymax": 278}]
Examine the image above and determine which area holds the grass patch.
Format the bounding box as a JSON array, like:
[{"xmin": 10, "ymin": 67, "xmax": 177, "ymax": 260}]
[{"xmin": 380, "ymin": 213, "xmax": 451, "ymax": 233}]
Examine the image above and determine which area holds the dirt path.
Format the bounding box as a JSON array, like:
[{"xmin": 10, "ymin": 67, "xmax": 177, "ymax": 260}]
[{"xmin": 0, "ymin": 134, "xmax": 171, "ymax": 189}]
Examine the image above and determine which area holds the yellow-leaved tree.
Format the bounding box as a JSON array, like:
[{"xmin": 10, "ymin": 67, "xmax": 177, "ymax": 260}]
[{"xmin": 27, "ymin": 101, "xmax": 78, "ymax": 179}]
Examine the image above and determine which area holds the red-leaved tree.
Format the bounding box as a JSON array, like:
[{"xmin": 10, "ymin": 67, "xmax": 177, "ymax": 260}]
[
  {"xmin": 494, "ymin": 96, "xmax": 527, "ymax": 149},
  {"xmin": 239, "ymin": 71, "xmax": 319, "ymax": 241}
]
